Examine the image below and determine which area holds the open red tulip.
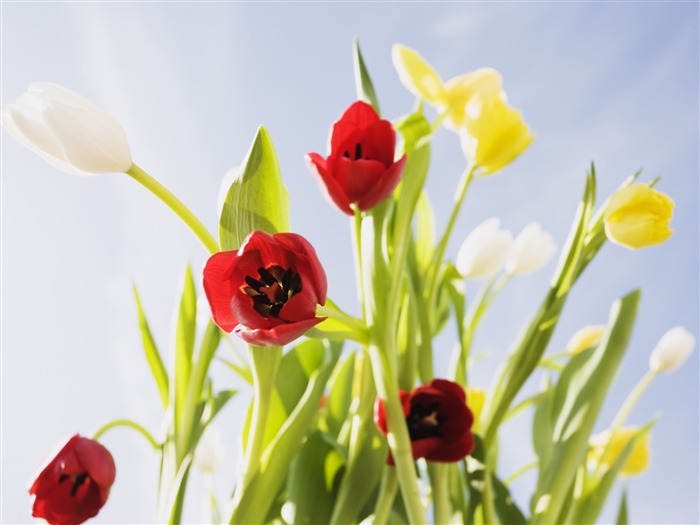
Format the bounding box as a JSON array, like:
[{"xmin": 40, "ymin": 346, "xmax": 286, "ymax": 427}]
[
  {"xmin": 29, "ymin": 434, "xmax": 116, "ymax": 525},
  {"xmin": 203, "ymin": 230, "xmax": 327, "ymax": 346},
  {"xmin": 306, "ymin": 100, "xmax": 407, "ymax": 215},
  {"xmin": 374, "ymin": 379, "xmax": 475, "ymax": 464}
]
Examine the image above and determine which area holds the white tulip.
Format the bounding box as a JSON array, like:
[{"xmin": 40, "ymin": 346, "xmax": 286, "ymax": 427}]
[
  {"xmin": 649, "ymin": 326, "xmax": 696, "ymax": 374},
  {"xmin": 456, "ymin": 218, "xmax": 513, "ymax": 278},
  {"xmin": 193, "ymin": 427, "xmax": 224, "ymax": 474},
  {"xmin": 2, "ymin": 82, "xmax": 132, "ymax": 176},
  {"xmin": 506, "ymin": 222, "xmax": 557, "ymax": 275}
]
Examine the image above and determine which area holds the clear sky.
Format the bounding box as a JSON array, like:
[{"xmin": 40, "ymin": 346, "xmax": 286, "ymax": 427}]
[{"xmin": 2, "ymin": 3, "xmax": 698, "ymax": 524}]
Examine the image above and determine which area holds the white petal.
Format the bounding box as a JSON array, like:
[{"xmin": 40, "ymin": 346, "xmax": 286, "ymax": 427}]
[
  {"xmin": 506, "ymin": 222, "xmax": 557, "ymax": 274},
  {"xmin": 457, "ymin": 218, "xmax": 514, "ymax": 278},
  {"xmin": 649, "ymin": 326, "xmax": 696, "ymax": 373}
]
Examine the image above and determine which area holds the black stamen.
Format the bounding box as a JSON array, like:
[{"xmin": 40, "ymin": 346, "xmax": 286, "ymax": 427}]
[
  {"xmin": 245, "ymin": 275, "xmax": 263, "ymax": 292},
  {"xmin": 58, "ymin": 474, "xmax": 69, "ymax": 484},
  {"xmin": 257, "ymin": 267, "xmax": 277, "ymax": 286},
  {"xmin": 354, "ymin": 142, "xmax": 363, "ymax": 160},
  {"xmin": 407, "ymin": 402, "xmax": 444, "ymax": 441},
  {"xmin": 71, "ymin": 473, "xmax": 88, "ymax": 497}
]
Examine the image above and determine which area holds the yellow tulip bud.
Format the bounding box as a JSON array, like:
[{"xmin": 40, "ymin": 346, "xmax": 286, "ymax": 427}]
[
  {"xmin": 460, "ymin": 96, "xmax": 535, "ymax": 174},
  {"xmin": 589, "ymin": 427, "xmax": 650, "ymax": 476},
  {"xmin": 566, "ymin": 325, "xmax": 607, "ymax": 355},
  {"xmin": 603, "ymin": 183, "xmax": 674, "ymax": 249},
  {"xmin": 441, "ymin": 69, "xmax": 503, "ymax": 132},
  {"xmin": 391, "ymin": 44, "xmax": 445, "ymax": 105},
  {"xmin": 467, "ymin": 388, "xmax": 486, "ymax": 432}
]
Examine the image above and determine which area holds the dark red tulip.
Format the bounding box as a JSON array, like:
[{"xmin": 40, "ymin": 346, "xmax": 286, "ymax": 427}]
[
  {"xmin": 306, "ymin": 100, "xmax": 407, "ymax": 215},
  {"xmin": 29, "ymin": 434, "xmax": 116, "ymax": 525},
  {"xmin": 203, "ymin": 230, "xmax": 327, "ymax": 346},
  {"xmin": 374, "ymin": 379, "xmax": 475, "ymax": 464}
]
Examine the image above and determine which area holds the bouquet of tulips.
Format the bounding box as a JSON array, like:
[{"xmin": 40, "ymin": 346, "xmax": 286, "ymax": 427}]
[{"xmin": 4, "ymin": 40, "xmax": 695, "ymax": 525}]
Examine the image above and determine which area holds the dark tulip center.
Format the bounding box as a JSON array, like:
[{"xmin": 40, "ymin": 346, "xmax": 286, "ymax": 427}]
[
  {"xmin": 242, "ymin": 265, "xmax": 302, "ymax": 320},
  {"xmin": 58, "ymin": 472, "xmax": 89, "ymax": 497},
  {"xmin": 407, "ymin": 401, "xmax": 445, "ymax": 441},
  {"xmin": 343, "ymin": 142, "xmax": 368, "ymax": 161}
]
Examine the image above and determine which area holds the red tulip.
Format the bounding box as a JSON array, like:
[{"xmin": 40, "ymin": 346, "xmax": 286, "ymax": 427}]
[
  {"xmin": 306, "ymin": 100, "xmax": 407, "ymax": 215},
  {"xmin": 29, "ymin": 434, "xmax": 116, "ymax": 525},
  {"xmin": 203, "ymin": 230, "xmax": 327, "ymax": 346},
  {"xmin": 374, "ymin": 379, "xmax": 475, "ymax": 464}
]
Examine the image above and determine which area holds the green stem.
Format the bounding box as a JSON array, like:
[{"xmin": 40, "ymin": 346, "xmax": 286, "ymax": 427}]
[
  {"xmin": 429, "ymin": 463, "xmax": 451, "ymax": 525},
  {"xmin": 504, "ymin": 460, "xmax": 539, "ymax": 485},
  {"xmin": 482, "ymin": 464, "xmax": 497, "ymax": 525},
  {"xmin": 126, "ymin": 164, "xmax": 220, "ymax": 254},
  {"xmin": 352, "ymin": 205, "xmax": 367, "ymax": 323},
  {"xmin": 92, "ymin": 419, "xmax": 159, "ymax": 450},
  {"xmin": 235, "ymin": 345, "xmax": 282, "ymax": 494},
  {"xmin": 316, "ymin": 304, "xmax": 366, "ymax": 334},
  {"xmin": 426, "ymin": 165, "xmax": 476, "ymax": 303},
  {"xmin": 373, "ymin": 467, "xmax": 398, "ymax": 525}
]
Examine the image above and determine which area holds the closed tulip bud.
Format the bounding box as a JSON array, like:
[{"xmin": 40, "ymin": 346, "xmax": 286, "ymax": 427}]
[
  {"xmin": 391, "ymin": 44, "xmax": 446, "ymax": 105},
  {"xmin": 506, "ymin": 222, "xmax": 556, "ymax": 275},
  {"xmin": 460, "ymin": 96, "xmax": 534, "ymax": 174},
  {"xmin": 2, "ymin": 82, "xmax": 132, "ymax": 176},
  {"xmin": 649, "ymin": 326, "xmax": 695, "ymax": 374},
  {"xmin": 456, "ymin": 218, "xmax": 513, "ymax": 278},
  {"xmin": 439, "ymin": 69, "xmax": 504, "ymax": 132},
  {"xmin": 603, "ymin": 183, "xmax": 674, "ymax": 249},
  {"xmin": 589, "ymin": 427, "xmax": 650, "ymax": 476},
  {"xmin": 565, "ymin": 325, "xmax": 607, "ymax": 355}
]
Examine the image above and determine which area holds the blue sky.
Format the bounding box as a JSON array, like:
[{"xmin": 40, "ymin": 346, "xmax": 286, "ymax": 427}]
[{"xmin": 2, "ymin": 3, "xmax": 698, "ymax": 524}]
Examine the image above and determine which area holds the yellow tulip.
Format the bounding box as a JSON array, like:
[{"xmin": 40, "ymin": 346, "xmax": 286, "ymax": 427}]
[
  {"xmin": 459, "ymin": 96, "xmax": 535, "ymax": 174},
  {"xmin": 467, "ymin": 388, "xmax": 485, "ymax": 431},
  {"xmin": 603, "ymin": 183, "xmax": 674, "ymax": 249},
  {"xmin": 589, "ymin": 427, "xmax": 650, "ymax": 476},
  {"xmin": 391, "ymin": 44, "xmax": 445, "ymax": 105},
  {"xmin": 440, "ymin": 69, "xmax": 503, "ymax": 131},
  {"xmin": 566, "ymin": 325, "xmax": 607, "ymax": 355}
]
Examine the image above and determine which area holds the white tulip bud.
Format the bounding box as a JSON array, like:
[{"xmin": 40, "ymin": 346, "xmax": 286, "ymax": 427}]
[
  {"xmin": 457, "ymin": 218, "xmax": 513, "ymax": 278},
  {"xmin": 2, "ymin": 82, "xmax": 132, "ymax": 176},
  {"xmin": 193, "ymin": 428, "xmax": 224, "ymax": 474},
  {"xmin": 649, "ymin": 326, "xmax": 695, "ymax": 374},
  {"xmin": 506, "ymin": 222, "xmax": 556, "ymax": 275}
]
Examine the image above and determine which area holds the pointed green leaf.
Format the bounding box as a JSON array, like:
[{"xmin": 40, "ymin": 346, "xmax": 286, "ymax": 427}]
[
  {"xmin": 133, "ymin": 286, "xmax": 169, "ymax": 408},
  {"xmin": 286, "ymin": 431, "xmax": 345, "ymax": 524},
  {"xmin": 616, "ymin": 489, "xmax": 628, "ymax": 525},
  {"xmin": 323, "ymin": 352, "xmax": 356, "ymax": 439},
  {"xmin": 173, "ymin": 265, "xmax": 197, "ymax": 451},
  {"xmin": 532, "ymin": 290, "xmax": 640, "ymax": 525},
  {"xmin": 219, "ymin": 126, "xmax": 290, "ymax": 250},
  {"xmin": 353, "ymin": 37, "xmax": 380, "ymax": 114}
]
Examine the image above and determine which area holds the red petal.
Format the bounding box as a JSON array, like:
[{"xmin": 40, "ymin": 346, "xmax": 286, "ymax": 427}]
[
  {"xmin": 355, "ymin": 154, "xmax": 406, "ymax": 211},
  {"xmin": 234, "ymin": 316, "xmax": 325, "ymax": 346},
  {"xmin": 279, "ymin": 291, "xmax": 318, "ymax": 323},
  {"xmin": 306, "ymin": 153, "xmax": 353, "ymax": 215},
  {"xmin": 338, "ymin": 100, "xmax": 381, "ymax": 129},
  {"xmin": 360, "ymin": 120, "xmax": 396, "ymax": 166},
  {"xmin": 240, "ymin": 231, "xmax": 292, "ymax": 269},
  {"xmin": 332, "ymin": 157, "xmax": 388, "ymax": 204},
  {"xmin": 202, "ymin": 251, "xmax": 240, "ymax": 332},
  {"xmin": 422, "ymin": 378, "xmax": 466, "ymax": 404},
  {"xmin": 274, "ymin": 233, "xmax": 328, "ymax": 304},
  {"xmin": 73, "ymin": 437, "xmax": 116, "ymax": 489}
]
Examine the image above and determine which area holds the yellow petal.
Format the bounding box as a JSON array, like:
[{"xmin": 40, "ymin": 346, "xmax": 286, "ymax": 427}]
[
  {"xmin": 442, "ymin": 68, "xmax": 503, "ymax": 131},
  {"xmin": 604, "ymin": 183, "xmax": 674, "ymax": 249},
  {"xmin": 566, "ymin": 325, "xmax": 607, "ymax": 355},
  {"xmin": 589, "ymin": 427, "xmax": 650, "ymax": 476},
  {"xmin": 467, "ymin": 388, "xmax": 486, "ymax": 431},
  {"xmin": 392, "ymin": 44, "xmax": 446, "ymax": 105},
  {"xmin": 460, "ymin": 96, "xmax": 534, "ymax": 174}
]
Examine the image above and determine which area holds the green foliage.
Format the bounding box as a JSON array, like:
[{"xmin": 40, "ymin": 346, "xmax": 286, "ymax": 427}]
[
  {"xmin": 353, "ymin": 37, "xmax": 380, "ymax": 114},
  {"xmin": 219, "ymin": 126, "xmax": 290, "ymax": 250},
  {"xmin": 133, "ymin": 286, "xmax": 169, "ymax": 408}
]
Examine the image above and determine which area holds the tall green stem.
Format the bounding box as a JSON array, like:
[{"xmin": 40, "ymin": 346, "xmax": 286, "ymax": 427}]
[
  {"xmin": 126, "ymin": 164, "xmax": 220, "ymax": 254},
  {"xmin": 92, "ymin": 418, "xmax": 159, "ymax": 449},
  {"xmin": 429, "ymin": 463, "xmax": 451, "ymax": 525},
  {"xmin": 373, "ymin": 467, "xmax": 398, "ymax": 524}
]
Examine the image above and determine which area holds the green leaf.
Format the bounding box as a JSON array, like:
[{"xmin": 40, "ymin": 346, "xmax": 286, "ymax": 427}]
[
  {"xmin": 276, "ymin": 339, "xmax": 328, "ymax": 417},
  {"xmin": 353, "ymin": 37, "xmax": 380, "ymax": 114},
  {"xmin": 173, "ymin": 265, "xmax": 197, "ymax": 455},
  {"xmin": 219, "ymin": 126, "xmax": 290, "ymax": 250},
  {"xmin": 394, "ymin": 107, "xmax": 432, "ymax": 156},
  {"xmin": 532, "ymin": 290, "xmax": 640, "ymax": 525},
  {"xmin": 323, "ymin": 352, "xmax": 356, "ymax": 439},
  {"xmin": 414, "ymin": 191, "xmax": 435, "ymax": 271},
  {"xmin": 133, "ymin": 286, "xmax": 169, "ymax": 408},
  {"xmin": 616, "ymin": 489, "xmax": 628, "ymax": 525},
  {"xmin": 532, "ymin": 374, "xmax": 554, "ymax": 489},
  {"xmin": 219, "ymin": 357, "xmax": 253, "ymax": 385},
  {"xmin": 229, "ymin": 340, "xmax": 342, "ymax": 525},
  {"xmin": 286, "ymin": 431, "xmax": 345, "ymax": 524}
]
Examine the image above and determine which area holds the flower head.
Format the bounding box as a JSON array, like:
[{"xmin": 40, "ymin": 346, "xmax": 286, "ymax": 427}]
[
  {"xmin": 374, "ymin": 379, "xmax": 475, "ymax": 464},
  {"xmin": 29, "ymin": 434, "xmax": 116, "ymax": 525},
  {"xmin": 203, "ymin": 230, "xmax": 327, "ymax": 346},
  {"xmin": 506, "ymin": 222, "xmax": 556, "ymax": 275},
  {"xmin": 457, "ymin": 218, "xmax": 513, "ymax": 278},
  {"xmin": 2, "ymin": 82, "xmax": 132, "ymax": 176},
  {"xmin": 603, "ymin": 183, "xmax": 674, "ymax": 249},
  {"xmin": 649, "ymin": 326, "xmax": 695, "ymax": 374},
  {"xmin": 589, "ymin": 427, "xmax": 650, "ymax": 476},
  {"xmin": 460, "ymin": 96, "xmax": 534, "ymax": 174},
  {"xmin": 305, "ymin": 101, "xmax": 406, "ymax": 215},
  {"xmin": 565, "ymin": 325, "xmax": 607, "ymax": 355}
]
